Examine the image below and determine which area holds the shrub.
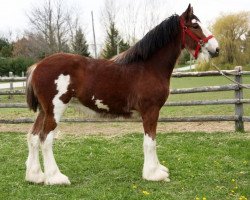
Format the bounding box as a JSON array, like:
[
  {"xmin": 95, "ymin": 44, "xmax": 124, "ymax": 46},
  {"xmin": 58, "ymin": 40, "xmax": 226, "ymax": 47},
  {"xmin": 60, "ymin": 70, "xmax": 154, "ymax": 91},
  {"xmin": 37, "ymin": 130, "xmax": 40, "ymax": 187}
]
[
  {"xmin": 0, "ymin": 57, "xmax": 35, "ymax": 76},
  {"xmin": 196, "ymin": 61, "xmax": 235, "ymax": 71}
]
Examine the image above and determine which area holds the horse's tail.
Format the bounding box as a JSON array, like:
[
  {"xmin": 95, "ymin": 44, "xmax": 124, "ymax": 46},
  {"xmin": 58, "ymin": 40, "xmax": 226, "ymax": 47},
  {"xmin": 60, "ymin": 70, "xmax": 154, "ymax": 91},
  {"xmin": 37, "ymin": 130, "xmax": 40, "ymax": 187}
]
[{"xmin": 26, "ymin": 64, "xmax": 38, "ymax": 112}]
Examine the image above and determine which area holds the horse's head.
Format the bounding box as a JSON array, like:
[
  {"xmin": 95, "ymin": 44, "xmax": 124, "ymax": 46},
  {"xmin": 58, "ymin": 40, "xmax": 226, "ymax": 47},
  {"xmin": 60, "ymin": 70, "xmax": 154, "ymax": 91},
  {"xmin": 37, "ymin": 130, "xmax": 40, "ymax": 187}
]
[{"xmin": 180, "ymin": 4, "xmax": 219, "ymax": 60}]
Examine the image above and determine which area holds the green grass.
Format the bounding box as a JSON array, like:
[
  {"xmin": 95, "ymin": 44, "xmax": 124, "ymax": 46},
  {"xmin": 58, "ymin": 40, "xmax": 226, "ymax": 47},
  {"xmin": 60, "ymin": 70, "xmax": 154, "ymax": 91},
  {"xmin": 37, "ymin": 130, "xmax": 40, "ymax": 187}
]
[
  {"xmin": 0, "ymin": 132, "xmax": 249, "ymax": 199},
  {"xmin": 0, "ymin": 76, "xmax": 249, "ymax": 119}
]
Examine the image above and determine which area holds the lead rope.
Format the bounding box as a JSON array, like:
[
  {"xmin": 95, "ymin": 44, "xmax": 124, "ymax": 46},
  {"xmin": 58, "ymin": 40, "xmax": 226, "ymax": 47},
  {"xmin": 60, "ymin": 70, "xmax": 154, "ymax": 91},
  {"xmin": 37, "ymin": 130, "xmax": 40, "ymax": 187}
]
[{"xmin": 211, "ymin": 62, "xmax": 250, "ymax": 89}]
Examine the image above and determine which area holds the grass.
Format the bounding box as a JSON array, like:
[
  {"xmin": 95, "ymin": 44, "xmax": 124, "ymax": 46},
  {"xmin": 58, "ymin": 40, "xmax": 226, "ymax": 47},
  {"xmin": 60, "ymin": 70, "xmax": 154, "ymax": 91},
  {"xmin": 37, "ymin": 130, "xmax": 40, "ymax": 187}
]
[{"xmin": 0, "ymin": 132, "xmax": 249, "ymax": 200}]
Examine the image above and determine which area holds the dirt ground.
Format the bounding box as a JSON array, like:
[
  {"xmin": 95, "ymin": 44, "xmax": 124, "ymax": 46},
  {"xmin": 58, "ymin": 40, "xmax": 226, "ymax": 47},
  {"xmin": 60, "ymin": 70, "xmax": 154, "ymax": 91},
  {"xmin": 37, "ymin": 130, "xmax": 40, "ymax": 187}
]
[{"xmin": 0, "ymin": 122, "xmax": 249, "ymax": 137}]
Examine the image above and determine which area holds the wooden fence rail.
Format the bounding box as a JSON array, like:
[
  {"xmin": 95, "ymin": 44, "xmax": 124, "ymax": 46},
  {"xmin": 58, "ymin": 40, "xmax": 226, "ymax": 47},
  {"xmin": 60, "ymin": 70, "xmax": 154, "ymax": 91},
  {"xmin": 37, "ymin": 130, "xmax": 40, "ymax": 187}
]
[
  {"xmin": 1, "ymin": 69, "xmax": 250, "ymax": 81},
  {"xmin": 1, "ymin": 84, "xmax": 250, "ymax": 96},
  {"xmin": 1, "ymin": 99, "xmax": 250, "ymax": 108},
  {"xmin": 0, "ymin": 66, "xmax": 249, "ymax": 132}
]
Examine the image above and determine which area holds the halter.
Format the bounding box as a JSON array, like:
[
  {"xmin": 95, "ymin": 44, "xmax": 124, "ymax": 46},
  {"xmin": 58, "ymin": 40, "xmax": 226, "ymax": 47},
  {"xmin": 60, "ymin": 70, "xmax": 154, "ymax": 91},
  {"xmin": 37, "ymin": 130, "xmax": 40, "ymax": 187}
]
[{"xmin": 180, "ymin": 17, "xmax": 214, "ymax": 59}]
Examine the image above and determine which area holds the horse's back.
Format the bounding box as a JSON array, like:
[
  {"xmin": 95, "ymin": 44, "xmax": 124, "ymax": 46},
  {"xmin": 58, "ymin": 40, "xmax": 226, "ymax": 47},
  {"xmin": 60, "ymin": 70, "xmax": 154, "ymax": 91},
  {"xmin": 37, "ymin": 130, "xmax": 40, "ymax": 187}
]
[{"xmin": 33, "ymin": 53, "xmax": 87, "ymax": 78}]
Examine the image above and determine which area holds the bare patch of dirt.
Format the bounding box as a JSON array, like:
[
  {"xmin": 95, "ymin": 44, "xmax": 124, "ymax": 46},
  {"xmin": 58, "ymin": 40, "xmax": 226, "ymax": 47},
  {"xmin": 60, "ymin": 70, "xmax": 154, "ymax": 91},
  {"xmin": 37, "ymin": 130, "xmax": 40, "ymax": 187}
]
[{"xmin": 0, "ymin": 122, "xmax": 249, "ymax": 137}]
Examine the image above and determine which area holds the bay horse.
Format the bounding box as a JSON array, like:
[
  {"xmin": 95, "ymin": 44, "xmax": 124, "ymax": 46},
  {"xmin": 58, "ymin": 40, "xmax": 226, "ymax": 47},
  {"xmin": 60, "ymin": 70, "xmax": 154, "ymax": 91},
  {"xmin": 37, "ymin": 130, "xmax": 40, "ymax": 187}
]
[{"xmin": 25, "ymin": 4, "xmax": 219, "ymax": 185}]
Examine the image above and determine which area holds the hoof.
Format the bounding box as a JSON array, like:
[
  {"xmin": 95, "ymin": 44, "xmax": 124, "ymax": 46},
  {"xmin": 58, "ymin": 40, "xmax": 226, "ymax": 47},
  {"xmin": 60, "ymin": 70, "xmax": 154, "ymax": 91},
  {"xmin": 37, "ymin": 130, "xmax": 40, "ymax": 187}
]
[
  {"xmin": 25, "ymin": 170, "xmax": 45, "ymax": 184},
  {"xmin": 159, "ymin": 164, "xmax": 169, "ymax": 173},
  {"xmin": 45, "ymin": 172, "xmax": 71, "ymax": 185},
  {"xmin": 143, "ymin": 164, "xmax": 170, "ymax": 182}
]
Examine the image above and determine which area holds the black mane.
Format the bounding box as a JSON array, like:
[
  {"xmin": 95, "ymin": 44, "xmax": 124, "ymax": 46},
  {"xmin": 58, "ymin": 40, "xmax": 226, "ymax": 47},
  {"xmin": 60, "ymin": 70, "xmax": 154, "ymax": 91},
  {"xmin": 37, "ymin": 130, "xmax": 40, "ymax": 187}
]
[{"xmin": 113, "ymin": 14, "xmax": 181, "ymax": 64}]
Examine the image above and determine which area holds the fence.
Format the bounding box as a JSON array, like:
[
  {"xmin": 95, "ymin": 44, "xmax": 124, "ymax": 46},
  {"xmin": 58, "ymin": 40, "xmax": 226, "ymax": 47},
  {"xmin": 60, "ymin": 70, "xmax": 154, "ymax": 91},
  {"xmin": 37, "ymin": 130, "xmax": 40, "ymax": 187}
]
[{"xmin": 0, "ymin": 66, "xmax": 250, "ymax": 132}]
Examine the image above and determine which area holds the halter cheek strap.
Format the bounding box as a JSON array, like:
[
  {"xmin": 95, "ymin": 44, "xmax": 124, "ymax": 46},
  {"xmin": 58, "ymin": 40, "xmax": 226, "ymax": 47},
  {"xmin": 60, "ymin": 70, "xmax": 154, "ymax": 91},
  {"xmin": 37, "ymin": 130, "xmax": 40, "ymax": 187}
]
[{"xmin": 180, "ymin": 17, "xmax": 214, "ymax": 59}]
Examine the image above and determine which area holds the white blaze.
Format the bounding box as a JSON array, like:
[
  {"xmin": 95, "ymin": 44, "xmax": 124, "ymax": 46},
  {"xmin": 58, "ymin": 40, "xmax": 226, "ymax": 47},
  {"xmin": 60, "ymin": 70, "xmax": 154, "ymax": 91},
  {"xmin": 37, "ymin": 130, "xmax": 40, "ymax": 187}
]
[
  {"xmin": 198, "ymin": 22, "xmax": 218, "ymax": 53},
  {"xmin": 192, "ymin": 19, "xmax": 219, "ymax": 56},
  {"xmin": 53, "ymin": 74, "xmax": 70, "ymax": 123},
  {"xmin": 191, "ymin": 19, "xmax": 219, "ymax": 61}
]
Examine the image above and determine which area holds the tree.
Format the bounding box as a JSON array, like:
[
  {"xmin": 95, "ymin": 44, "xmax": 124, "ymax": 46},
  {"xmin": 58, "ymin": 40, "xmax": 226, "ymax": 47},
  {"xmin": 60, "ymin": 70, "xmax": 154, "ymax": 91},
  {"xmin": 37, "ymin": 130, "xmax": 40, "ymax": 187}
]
[
  {"xmin": 27, "ymin": 0, "xmax": 79, "ymax": 56},
  {"xmin": 0, "ymin": 37, "xmax": 12, "ymax": 57},
  {"xmin": 101, "ymin": 22, "xmax": 130, "ymax": 59},
  {"xmin": 13, "ymin": 33, "xmax": 50, "ymax": 59},
  {"xmin": 101, "ymin": 0, "xmax": 129, "ymax": 59},
  {"xmin": 243, "ymin": 30, "xmax": 250, "ymax": 64},
  {"xmin": 72, "ymin": 28, "xmax": 90, "ymax": 57},
  {"xmin": 212, "ymin": 12, "xmax": 250, "ymax": 65}
]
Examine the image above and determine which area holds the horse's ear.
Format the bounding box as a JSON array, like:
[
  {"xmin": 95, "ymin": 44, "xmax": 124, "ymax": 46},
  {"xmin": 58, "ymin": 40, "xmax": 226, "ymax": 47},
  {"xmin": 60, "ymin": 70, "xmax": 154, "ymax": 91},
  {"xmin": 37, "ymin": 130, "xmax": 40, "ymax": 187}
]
[{"xmin": 181, "ymin": 4, "xmax": 193, "ymax": 22}]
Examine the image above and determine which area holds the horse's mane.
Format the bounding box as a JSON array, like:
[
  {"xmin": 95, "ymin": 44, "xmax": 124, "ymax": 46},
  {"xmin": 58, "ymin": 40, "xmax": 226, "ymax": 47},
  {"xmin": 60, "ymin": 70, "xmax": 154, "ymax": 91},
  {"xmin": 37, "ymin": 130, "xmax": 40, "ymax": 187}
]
[{"xmin": 112, "ymin": 14, "xmax": 180, "ymax": 65}]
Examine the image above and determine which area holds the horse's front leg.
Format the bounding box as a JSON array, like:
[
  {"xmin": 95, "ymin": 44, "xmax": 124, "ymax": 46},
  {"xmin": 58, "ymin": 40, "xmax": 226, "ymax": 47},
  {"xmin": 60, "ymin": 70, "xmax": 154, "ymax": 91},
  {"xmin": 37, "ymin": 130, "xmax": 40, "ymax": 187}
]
[{"xmin": 141, "ymin": 107, "xmax": 170, "ymax": 182}]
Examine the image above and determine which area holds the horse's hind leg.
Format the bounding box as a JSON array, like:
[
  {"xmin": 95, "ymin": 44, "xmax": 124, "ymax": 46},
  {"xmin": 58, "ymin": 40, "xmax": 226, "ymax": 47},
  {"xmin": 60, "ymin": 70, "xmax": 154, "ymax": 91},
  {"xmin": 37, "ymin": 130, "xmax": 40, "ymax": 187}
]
[
  {"xmin": 40, "ymin": 90, "xmax": 71, "ymax": 185},
  {"xmin": 25, "ymin": 111, "xmax": 45, "ymax": 184},
  {"xmin": 40, "ymin": 112, "xmax": 70, "ymax": 185}
]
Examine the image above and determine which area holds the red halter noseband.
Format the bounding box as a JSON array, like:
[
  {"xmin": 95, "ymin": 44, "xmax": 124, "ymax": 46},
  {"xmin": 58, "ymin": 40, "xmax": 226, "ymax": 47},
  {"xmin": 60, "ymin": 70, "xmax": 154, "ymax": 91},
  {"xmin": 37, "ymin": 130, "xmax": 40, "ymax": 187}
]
[{"xmin": 180, "ymin": 17, "xmax": 214, "ymax": 59}]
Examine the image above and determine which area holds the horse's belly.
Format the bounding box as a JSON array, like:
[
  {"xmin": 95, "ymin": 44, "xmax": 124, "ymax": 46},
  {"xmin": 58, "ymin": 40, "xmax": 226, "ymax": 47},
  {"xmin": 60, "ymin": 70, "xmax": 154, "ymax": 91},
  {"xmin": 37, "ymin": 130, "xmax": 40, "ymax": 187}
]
[{"xmin": 80, "ymin": 94, "xmax": 134, "ymax": 118}]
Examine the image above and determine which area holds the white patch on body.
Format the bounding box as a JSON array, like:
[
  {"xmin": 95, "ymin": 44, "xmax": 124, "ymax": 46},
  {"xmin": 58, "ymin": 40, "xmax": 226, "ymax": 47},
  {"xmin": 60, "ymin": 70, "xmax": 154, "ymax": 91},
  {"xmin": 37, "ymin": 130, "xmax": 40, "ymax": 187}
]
[
  {"xmin": 95, "ymin": 99, "xmax": 109, "ymax": 111},
  {"xmin": 92, "ymin": 95, "xmax": 110, "ymax": 111},
  {"xmin": 41, "ymin": 131, "xmax": 70, "ymax": 185},
  {"xmin": 25, "ymin": 132, "xmax": 44, "ymax": 183},
  {"xmin": 143, "ymin": 133, "xmax": 170, "ymax": 182},
  {"xmin": 53, "ymin": 74, "xmax": 70, "ymax": 123}
]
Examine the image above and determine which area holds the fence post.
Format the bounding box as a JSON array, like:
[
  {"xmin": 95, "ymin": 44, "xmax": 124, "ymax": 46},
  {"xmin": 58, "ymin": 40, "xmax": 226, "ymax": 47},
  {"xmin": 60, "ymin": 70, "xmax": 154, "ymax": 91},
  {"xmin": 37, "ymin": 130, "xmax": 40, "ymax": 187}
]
[
  {"xmin": 9, "ymin": 72, "xmax": 13, "ymax": 100},
  {"xmin": 234, "ymin": 66, "xmax": 244, "ymax": 132},
  {"xmin": 22, "ymin": 71, "xmax": 25, "ymax": 87}
]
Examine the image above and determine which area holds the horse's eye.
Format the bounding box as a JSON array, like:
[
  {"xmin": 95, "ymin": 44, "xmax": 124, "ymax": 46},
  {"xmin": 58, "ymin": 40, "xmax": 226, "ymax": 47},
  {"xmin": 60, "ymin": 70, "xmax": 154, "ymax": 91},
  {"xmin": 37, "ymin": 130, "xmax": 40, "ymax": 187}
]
[{"xmin": 192, "ymin": 23, "xmax": 199, "ymax": 29}]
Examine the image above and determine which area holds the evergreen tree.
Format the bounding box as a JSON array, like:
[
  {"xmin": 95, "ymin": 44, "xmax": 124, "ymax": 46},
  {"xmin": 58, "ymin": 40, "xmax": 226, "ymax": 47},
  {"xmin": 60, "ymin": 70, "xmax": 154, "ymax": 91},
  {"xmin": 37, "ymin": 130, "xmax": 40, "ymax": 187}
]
[
  {"xmin": 72, "ymin": 28, "xmax": 90, "ymax": 57},
  {"xmin": 0, "ymin": 38, "xmax": 12, "ymax": 57},
  {"xmin": 102, "ymin": 22, "xmax": 130, "ymax": 59}
]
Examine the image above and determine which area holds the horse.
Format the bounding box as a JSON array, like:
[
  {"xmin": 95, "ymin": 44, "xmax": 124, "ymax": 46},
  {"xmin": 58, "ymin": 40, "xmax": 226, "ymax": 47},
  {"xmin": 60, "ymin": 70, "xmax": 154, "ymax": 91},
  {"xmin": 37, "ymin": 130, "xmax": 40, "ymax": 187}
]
[{"xmin": 25, "ymin": 4, "xmax": 219, "ymax": 185}]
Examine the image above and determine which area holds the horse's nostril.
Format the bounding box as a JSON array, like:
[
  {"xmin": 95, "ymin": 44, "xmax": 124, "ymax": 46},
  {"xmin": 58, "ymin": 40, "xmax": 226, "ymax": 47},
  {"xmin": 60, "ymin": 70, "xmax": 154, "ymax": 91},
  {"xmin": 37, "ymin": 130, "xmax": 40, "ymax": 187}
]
[{"xmin": 216, "ymin": 48, "xmax": 220, "ymax": 54}]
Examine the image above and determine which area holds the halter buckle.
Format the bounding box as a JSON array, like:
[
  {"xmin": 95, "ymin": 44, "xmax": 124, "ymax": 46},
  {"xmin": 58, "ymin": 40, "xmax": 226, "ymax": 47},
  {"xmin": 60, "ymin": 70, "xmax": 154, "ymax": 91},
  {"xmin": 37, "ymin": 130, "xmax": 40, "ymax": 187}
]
[{"xmin": 199, "ymin": 40, "xmax": 205, "ymax": 46}]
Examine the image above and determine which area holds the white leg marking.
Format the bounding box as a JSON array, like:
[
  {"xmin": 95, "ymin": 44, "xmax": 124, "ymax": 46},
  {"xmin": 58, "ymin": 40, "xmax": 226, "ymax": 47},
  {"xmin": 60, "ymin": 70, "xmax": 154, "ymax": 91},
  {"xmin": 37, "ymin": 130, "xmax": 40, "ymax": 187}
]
[
  {"xmin": 41, "ymin": 132, "xmax": 70, "ymax": 185},
  {"xmin": 53, "ymin": 74, "xmax": 70, "ymax": 123},
  {"xmin": 143, "ymin": 134, "xmax": 170, "ymax": 182},
  {"xmin": 25, "ymin": 132, "xmax": 45, "ymax": 183}
]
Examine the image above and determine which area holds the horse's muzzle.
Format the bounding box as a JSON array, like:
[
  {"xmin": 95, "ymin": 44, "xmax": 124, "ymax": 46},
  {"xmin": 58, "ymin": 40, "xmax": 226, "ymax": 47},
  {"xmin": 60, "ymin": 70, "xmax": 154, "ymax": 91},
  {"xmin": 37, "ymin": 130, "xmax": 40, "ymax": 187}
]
[{"xmin": 209, "ymin": 48, "xmax": 220, "ymax": 58}]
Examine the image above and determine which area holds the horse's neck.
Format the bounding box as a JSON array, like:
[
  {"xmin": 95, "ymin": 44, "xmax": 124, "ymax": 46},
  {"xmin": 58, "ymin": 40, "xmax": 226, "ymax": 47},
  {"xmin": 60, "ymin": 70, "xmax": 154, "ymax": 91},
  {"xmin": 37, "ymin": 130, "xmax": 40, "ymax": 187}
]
[{"xmin": 146, "ymin": 34, "xmax": 182, "ymax": 79}]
